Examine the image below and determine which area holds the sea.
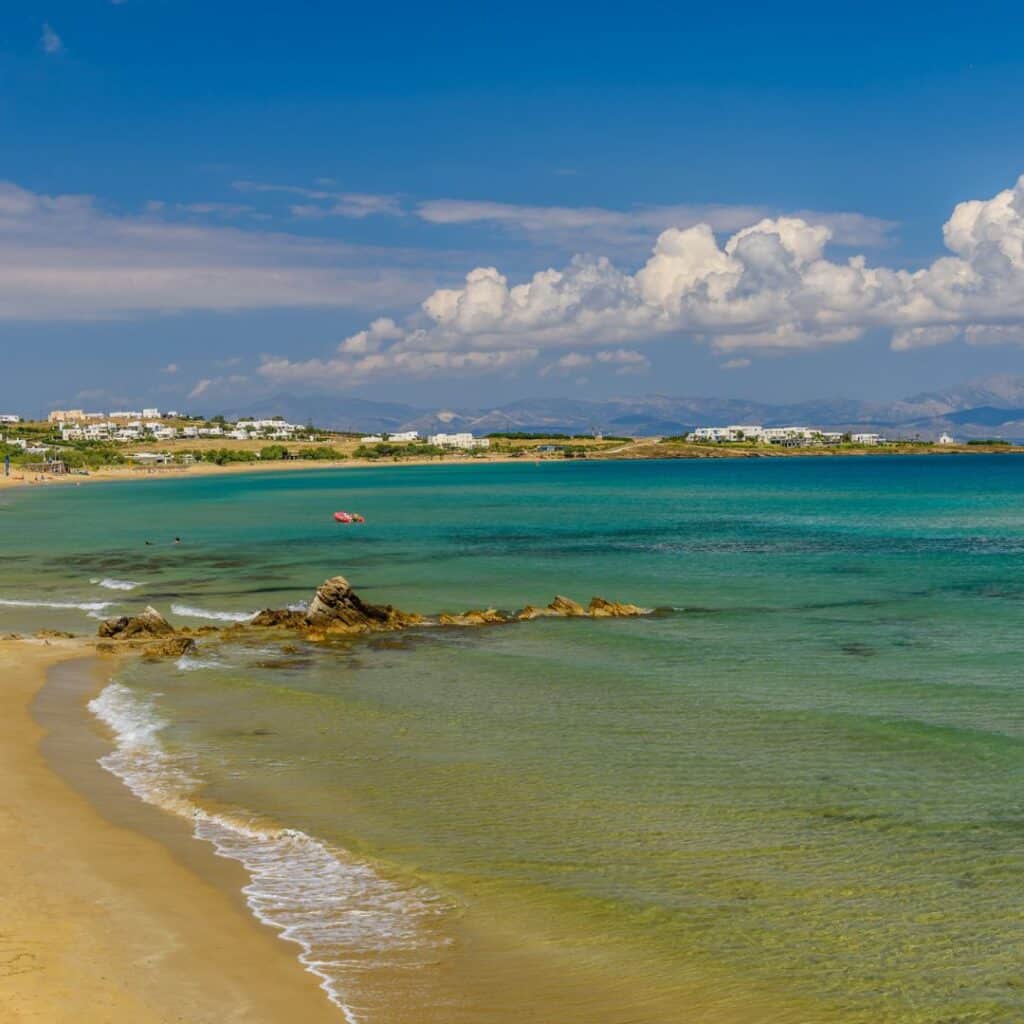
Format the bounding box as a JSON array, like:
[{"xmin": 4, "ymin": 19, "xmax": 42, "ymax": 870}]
[{"xmin": 2, "ymin": 456, "xmax": 1022, "ymax": 1023}]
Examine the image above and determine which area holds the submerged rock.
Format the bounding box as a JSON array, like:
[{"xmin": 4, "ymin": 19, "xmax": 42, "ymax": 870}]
[
  {"xmin": 141, "ymin": 636, "xmax": 197, "ymax": 659},
  {"xmin": 438, "ymin": 608, "xmax": 508, "ymax": 627},
  {"xmin": 250, "ymin": 608, "xmax": 307, "ymax": 629},
  {"xmin": 97, "ymin": 606, "xmax": 176, "ymax": 639}
]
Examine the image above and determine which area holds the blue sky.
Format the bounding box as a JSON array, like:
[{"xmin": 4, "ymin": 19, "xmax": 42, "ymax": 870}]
[{"xmin": 3, "ymin": 1, "xmax": 1024, "ymax": 416}]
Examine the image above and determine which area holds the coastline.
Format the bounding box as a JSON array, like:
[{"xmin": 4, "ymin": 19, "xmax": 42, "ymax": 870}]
[
  {"xmin": 0, "ymin": 637, "xmax": 342, "ymax": 1024},
  {"xmin": 1, "ymin": 441, "xmax": 1020, "ymax": 491}
]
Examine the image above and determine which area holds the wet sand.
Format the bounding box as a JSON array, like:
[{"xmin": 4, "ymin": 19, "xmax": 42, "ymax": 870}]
[{"xmin": 0, "ymin": 638, "xmax": 340, "ymax": 1024}]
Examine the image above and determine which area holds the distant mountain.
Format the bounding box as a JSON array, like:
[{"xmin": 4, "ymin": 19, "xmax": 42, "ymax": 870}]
[{"xmin": 217, "ymin": 375, "xmax": 1024, "ymax": 441}]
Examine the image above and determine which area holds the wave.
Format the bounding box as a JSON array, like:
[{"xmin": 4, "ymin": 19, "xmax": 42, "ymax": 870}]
[
  {"xmin": 92, "ymin": 578, "xmax": 141, "ymax": 591},
  {"xmin": 170, "ymin": 603, "xmax": 256, "ymax": 623},
  {"xmin": 0, "ymin": 597, "xmax": 113, "ymax": 613},
  {"xmin": 89, "ymin": 682, "xmax": 441, "ymax": 1023},
  {"xmin": 174, "ymin": 653, "xmax": 223, "ymax": 672}
]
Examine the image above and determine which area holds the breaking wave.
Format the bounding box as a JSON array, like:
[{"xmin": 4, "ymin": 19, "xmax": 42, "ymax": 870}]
[
  {"xmin": 0, "ymin": 597, "xmax": 113, "ymax": 613},
  {"xmin": 170, "ymin": 603, "xmax": 257, "ymax": 623},
  {"xmin": 92, "ymin": 578, "xmax": 142, "ymax": 591},
  {"xmin": 89, "ymin": 681, "xmax": 442, "ymax": 1023}
]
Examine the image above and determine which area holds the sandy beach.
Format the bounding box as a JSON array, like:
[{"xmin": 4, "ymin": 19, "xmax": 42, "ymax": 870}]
[
  {"xmin": 0, "ymin": 637, "xmax": 340, "ymax": 1024},
  {"xmin": 1, "ymin": 440, "xmax": 1019, "ymax": 492}
]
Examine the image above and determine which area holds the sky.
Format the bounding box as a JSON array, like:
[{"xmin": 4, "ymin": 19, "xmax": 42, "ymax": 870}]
[{"xmin": 3, "ymin": 1, "xmax": 1024, "ymax": 417}]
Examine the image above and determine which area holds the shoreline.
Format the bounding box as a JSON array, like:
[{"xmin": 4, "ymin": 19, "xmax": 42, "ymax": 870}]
[
  {"xmin": 0, "ymin": 637, "xmax": 343, "ymax": 1024},
  {"xmin": 0, "ymin": 442, "xmax": 1020, "ymax": 491}
]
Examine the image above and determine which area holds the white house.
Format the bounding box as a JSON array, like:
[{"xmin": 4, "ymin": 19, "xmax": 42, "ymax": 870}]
[
  {"xmin": 142, "ymin": 408, "xmax": 161, "ymax": 419},
  {"xmin": 360, "ymin": 435, "xmax": 385, "ymax": 444},
  {"xmin": 389, "ymin": 430, "xmax": 420, "ymax": 442},
  {"xmin": 690, "ymin": 425, "xmax": 766, "ymax": 443},
  {"xmin": 851, "ymin": 433, "xmax": 883, "ymax": 445},
  {"xmin": 937, "ymin": 433, "xmax": 956, "ymax": 445},
  {"xmin": 0, "ymin": 414, "xmax": 22, "ymax": 423},
  {"xmin": 428, "ymin": 432, "xmax": 490, "ymax": 450}
]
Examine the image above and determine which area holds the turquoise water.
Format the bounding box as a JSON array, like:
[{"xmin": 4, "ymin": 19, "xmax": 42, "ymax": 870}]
[{"xmin": 3, "ymin": 458, "xmax": 1024, "ymax": 1022}]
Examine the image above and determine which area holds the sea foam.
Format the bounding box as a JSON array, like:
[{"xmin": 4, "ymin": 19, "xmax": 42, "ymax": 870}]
[
  {"xmin": 170, "ymin": 603, "xmax": 257, "ymax": 623},
  {"xmin": 0, "ymin": 597, "xmax": 113, "ymax": 613},
  {"xmin": 92, "ymin": 578, "xmax": 142, "ymax": 591},
  {"xmin": 89, "ymin": 681, "xmax": 441, "ymax": 1023}
]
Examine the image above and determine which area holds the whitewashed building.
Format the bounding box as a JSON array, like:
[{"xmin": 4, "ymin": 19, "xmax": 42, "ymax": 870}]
[
  {"xmin": 851, "ymin": 433, "xmax": 883, "ymax": 445},
  {"xmin": 428, "ymin": 432, "xmax": 490, "ymax": 450},
  {"xmin": 389, "ymin": 431, "xmax": 420, "ymax": 442},
  {"xmin": 360, "ymin": 435, "xmax": 385, "ymax": 444},
  {"xmin": 937, "ymin": 433, "xmax": 956, "ymax": 445}
]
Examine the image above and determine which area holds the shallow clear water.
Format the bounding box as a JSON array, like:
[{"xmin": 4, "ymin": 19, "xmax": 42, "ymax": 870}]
[{"xmin": 3, "ymin": 458, "xmax": 1024, "ymax": 1022}]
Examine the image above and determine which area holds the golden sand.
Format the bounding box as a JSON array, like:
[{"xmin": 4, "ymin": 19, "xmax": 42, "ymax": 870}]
[{"xmin": 0, "ymin": 638, "xmax": 339, "ymax": 1024}]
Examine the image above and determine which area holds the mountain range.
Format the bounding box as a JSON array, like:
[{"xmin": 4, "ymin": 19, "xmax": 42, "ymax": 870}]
[{"xmin": 226, "ymin": 375, "xmax": 1024, "ymax": 441}]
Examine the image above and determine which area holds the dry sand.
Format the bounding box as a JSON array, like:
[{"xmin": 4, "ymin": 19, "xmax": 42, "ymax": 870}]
[{"xmin": 0, "ymin": 637, "xmax": 340, "ymax": 1024}]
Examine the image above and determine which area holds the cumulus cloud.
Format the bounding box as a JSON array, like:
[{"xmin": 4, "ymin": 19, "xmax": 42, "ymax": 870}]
[
  {"xmin": 257, "ymin": 173, "xmax": 1024, "ymax": 386},
  {"xmin": 161, "ymin": 362, "xmax": 179, "ymax": 374},
  {"xmin": 0, "ymin": 180, "xmax": 435, "ymax": 319},
  {"xmin": 41, "ymin": 23, "xmax": 63, "ymax": 54}
]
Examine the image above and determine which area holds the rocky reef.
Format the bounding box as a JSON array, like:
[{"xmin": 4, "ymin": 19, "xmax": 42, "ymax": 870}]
[{"xmin": 96, "ymin": 575, "xmax": 648, "ymax": 655}]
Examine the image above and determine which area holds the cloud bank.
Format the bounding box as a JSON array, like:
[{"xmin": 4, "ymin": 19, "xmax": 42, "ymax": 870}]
[
  {"xmin": 0, "ymin": 181, "xmax": 434, "ymax": 319},
  {"xmin": 258, "ymin": 174, "xmax": 1024, "ymax": 387}
]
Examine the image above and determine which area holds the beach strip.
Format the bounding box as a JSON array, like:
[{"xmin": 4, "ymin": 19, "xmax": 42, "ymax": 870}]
[{"xmin": 0, "ymin": 638, "xmax": 339, "ymax": 1024}]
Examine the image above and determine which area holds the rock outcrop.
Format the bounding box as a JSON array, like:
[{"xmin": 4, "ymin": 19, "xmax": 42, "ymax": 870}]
[
  {"xmin": 98, "ymin": 606, "xmax": 176, "ymax": 639},
  {"xmin": 305, "ymin": 575, "xmax": 423, "ymax": 631},
  {"xmin": 587, "ymin": 597, "xmax": 645, "ymax": 617},
  {"xmin": 250, "ymin": 608, "xmax": 307, "ymax": 629},
  {"xmin": 95, "ymin": 576, "xmax": 650, "ymax": 654},
  {"xmin": 252, "ymin": 576, "xmax": 425, "ymax": 636},
  {"xmin": 546, "ymin": 595, "xmax": 587, "ymax": 617},
  {"xmin": 438, "ymin": 608, "xmax": 508, "ymax": 627}
]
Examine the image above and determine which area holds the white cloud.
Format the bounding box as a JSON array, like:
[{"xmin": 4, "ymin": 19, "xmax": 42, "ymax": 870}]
[
  {"xmin": 540, "ymin": 348, "xmax": 650, "ymax": 377},
  {"xmin": 721, "ymin": 357, "xmax": 751, "ymax": 370},
  {"xmin": 41, "ymin": 23, "xmax": 63, "ymax": 55},
  {"xmin": 188, "ymin": 378, "xmax": 212, "ymax": 399},
  {"xmin": 161, "ymin": 362, "xmax": 179, "ymax": 375},
  {"xmin": 0, "ymin": 180, "xmax": 435, "ymax": 319},
  {"xmin": 257, "ymin": 173, "xmax": 1024, "ymax": 386},
  {"xmin": 233, "ymin": 181, "xmax": 402, "ymax": 219}
]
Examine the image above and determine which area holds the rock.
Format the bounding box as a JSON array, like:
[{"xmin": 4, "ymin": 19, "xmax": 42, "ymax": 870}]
[
  {"xmin": 304, "ymin": 576, "xmax": 423, "ymax": 632},
  {"xmin": 515, "ymin": 605, "xmax": 542, "ymax": 621},
  {"xmin": 546, "ymin": 595, "xmax": 587, "ymax": 617},
  {"xmin": 36, "ymin": 629, "xmax": 76, "ymax": 639},
  {"xmin": 438, "ymin": 608, "xmax": 507, "ymax": 627},
  {"xmin": 141, "ymin": 636, "xmax": 197, "ymax": 659},
  {"xmin": 251, "ymin": 608, "xmax": 307, "ymax": 629},
  {"xmin": 587, "ymin": 597, "xmax": 645, "ymax": 618},
  {"xmin": 97, "ymin": 606, "xmax": 176, "ymax": 639}
]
